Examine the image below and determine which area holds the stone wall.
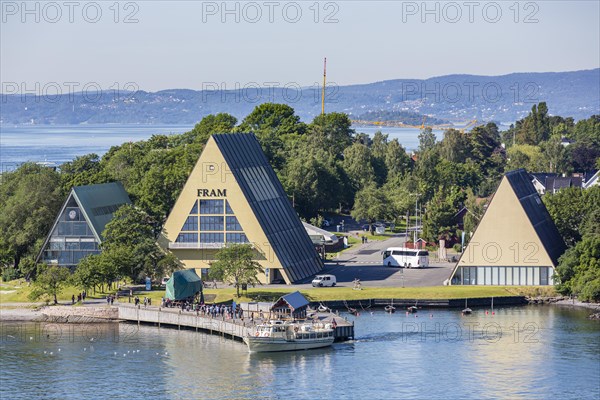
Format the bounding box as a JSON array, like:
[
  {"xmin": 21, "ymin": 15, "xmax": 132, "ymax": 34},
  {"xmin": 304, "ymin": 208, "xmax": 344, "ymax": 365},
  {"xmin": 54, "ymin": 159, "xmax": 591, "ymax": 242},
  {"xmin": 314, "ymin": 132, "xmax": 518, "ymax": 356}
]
[{"xmin": 40, "ymin": 306, "xmax": 118, "ymax": 323}]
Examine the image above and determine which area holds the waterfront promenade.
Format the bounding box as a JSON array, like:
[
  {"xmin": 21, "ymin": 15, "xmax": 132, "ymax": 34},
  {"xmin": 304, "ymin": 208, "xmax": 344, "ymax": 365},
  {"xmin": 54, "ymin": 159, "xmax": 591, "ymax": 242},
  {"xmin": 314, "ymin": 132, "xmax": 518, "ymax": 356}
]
[{"xmin": 116, "ymin": 303, "xmax": 355, "ymax": 342}]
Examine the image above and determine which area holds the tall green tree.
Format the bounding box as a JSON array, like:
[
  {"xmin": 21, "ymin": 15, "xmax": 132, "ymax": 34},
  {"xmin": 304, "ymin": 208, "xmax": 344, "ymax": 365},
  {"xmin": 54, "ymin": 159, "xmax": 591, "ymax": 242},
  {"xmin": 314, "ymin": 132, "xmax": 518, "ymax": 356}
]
[
  {"xmin": 308, "ymin": 112, "xmax": 355, "ymax": 158},
  {"xmin": 543, "ymin": 186, "xmax": 600, "ymax": 246},
  {"xmin": 210, "ymin": 244, "xmax": 264, "ymax": 297},
  {"xmin": 418, "ymin": 127, "xmax": 436, "ymax": 153},
  {"xmin": 351, "ymin": 184, "xmax": 391, "ymax": 234},
  {"xmin": 0, "ymin": 163, "xmax": 62, "ymax": 271},
  {"xmin": 343, "ymin": 142, "xmax": 376, "ymax": 191}
]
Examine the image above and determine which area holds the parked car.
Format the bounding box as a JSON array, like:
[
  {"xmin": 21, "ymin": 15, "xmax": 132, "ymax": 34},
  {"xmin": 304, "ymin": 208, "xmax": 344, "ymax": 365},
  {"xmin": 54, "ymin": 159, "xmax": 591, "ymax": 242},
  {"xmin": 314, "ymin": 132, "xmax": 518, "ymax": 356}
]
[{"xmin": 311, "ymin": 274, "xmax": 337, "ymax": 287}]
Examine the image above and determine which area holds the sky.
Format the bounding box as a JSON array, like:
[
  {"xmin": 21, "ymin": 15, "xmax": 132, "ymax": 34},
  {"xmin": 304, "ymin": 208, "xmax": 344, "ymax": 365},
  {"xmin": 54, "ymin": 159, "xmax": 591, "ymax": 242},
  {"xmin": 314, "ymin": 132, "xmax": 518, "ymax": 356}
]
[{"xmin": 1, "ymin": 1, "xmax": 599, "ymax": 92}]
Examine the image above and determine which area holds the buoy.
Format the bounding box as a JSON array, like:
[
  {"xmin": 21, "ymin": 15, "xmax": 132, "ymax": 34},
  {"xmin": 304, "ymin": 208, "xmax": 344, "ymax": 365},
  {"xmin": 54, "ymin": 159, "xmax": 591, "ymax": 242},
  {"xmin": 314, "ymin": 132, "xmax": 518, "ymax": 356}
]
[
  {"xmin": 430, "ymin": 314, "xmax": 433, "ymax": 318},
  {"xmin": 58, "ymin": 348, "xmax": 61, "ymax": 352},
  {"xmin": 83, "ymin": 348, "xmax": 87, "ymax": 351}
]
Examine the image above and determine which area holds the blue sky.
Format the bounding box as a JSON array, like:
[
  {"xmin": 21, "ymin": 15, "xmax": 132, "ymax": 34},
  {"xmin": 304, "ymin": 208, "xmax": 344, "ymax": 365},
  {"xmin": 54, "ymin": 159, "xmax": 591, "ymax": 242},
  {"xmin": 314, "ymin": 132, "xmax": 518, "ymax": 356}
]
[{"xmin": 1, "ymin": 1, "xmax": 599, "ymax": 92}]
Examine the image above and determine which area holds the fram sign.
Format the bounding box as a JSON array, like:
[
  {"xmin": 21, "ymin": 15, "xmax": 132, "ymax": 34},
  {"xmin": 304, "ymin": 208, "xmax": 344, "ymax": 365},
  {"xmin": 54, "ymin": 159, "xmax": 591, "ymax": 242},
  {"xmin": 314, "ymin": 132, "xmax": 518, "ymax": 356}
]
[{"xmin": 197, "ymin": 189, "xmax": 227, "ymax": 197}]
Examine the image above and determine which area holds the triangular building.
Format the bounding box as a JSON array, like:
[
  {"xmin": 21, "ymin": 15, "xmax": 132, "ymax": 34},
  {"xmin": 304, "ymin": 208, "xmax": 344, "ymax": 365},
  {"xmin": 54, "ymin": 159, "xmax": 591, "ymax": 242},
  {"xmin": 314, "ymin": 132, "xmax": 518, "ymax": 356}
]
[
  {"xmin": 449, "ymin": 169, "xmax": 566, "ymax": 285},
  {"xmin": 159, "ymin": 133, "xmax": 323, "ymax": 284},
  {"xmin": 37, "ymin": 182, "xmax": 132, "ymax": 268}
]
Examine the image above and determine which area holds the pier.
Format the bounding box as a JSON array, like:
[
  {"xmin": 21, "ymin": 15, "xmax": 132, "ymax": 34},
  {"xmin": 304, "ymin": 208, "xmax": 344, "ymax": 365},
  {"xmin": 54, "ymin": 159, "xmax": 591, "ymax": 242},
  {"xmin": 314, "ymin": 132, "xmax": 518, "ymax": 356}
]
[{"xmin": 117, "ymin": 304, "xmax": 354, "ymax": 342}]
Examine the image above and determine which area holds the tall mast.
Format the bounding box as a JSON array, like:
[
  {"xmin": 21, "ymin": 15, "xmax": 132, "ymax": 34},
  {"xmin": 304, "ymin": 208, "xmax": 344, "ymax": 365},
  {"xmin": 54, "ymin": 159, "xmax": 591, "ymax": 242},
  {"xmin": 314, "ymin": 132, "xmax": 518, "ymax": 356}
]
[{"xmin": 321, "ymin": 57, "xmax": 327, "ymax": 115}]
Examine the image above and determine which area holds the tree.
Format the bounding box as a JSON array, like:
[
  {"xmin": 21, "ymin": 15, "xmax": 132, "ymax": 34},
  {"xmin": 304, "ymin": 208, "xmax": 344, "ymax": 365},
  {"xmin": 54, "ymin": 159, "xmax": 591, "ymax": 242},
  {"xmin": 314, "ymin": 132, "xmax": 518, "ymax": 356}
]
[
  {"xmin": 343, "ymin": 142, "xmax": 376, "ymax": 191},
  {"xmin": 71, "ymin": 254, "xmax": 104, "ymax": 294},
  {"xmin": 418, "ymin": 127, "xmax": 436, "ymax": 153},
  {"xmin": 29, "ymin": 264, "xmax": 71, "ymax": 305},
  {"xmin": 384, "ymin": 139, "xmax": 412, "ymax": 179},
  {"xmin": 176, "ymin": 113, "xmax": 237, "ymax": 145},
  {"xmin": 0, "ymin": 163, "xmax": 62, "ymax": 271},
  {"xmin": 101, "ymin": 204, "xmax": 159, "ymax": 281},
  {"xmin": 439, "ymin": 129, "xmax": 472, "ymax": 163},
  {"xmin": 543, "ymin": 187, "xmax": 600, "ymax": 246},
  {"xmin": 351, "ymin": 184, "xmax": 391, "ymax": 234},
  {"xmin": 555, "ymin": 235, "xmax": 600, "ymax": 301},
  {"xmin": 238, "ymin": 103, "xmax": 306, "ymax": 170},
  {"xmin": 308, "ymin": 112, "xmax": 354, "ymax": 157},
  {"xmin": 210, "ymin": 244, "xmax": 263, "ymax": 297}
]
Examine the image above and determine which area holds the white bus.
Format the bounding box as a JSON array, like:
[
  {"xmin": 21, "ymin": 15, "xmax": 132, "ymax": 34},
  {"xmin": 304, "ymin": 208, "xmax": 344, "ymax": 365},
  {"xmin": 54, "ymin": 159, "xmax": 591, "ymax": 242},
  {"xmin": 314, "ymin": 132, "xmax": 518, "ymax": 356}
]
[{"xmin": 382, "ymin": 247, "xmax": 429, "ymax": 268}]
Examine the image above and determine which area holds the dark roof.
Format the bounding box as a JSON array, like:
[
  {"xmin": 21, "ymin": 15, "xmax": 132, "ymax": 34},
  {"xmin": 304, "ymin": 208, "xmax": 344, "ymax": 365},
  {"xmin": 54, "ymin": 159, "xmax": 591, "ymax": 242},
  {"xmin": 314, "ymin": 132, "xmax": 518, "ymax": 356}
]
[
  {"xmin": 271, "ymin": 291, "xmax": 310, "ymax": 311},
  {"xmin": 72, "ymin": 182, "xmax": 132, "ymax": 241},
  {"xmin": 213, "ymin": 133, "xmax": 323, "ymax": 282},
  {"xmin": 505, "ymin": 169, "xmax": 566, "ymax": 265},
  {"xmin": 545, "ymin": 176, "xmax": 582, "ymax": 191},
  {"xmin": 530, "ymin": 173, "xmax": 558, "ymax": 187}
]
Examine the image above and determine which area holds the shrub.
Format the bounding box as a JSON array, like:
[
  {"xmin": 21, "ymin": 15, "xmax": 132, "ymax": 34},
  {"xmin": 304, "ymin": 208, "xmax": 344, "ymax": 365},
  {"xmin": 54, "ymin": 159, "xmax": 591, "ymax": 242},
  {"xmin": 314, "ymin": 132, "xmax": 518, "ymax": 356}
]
[{"xmin": 2, "ymin": 267, "xmax": 19, "ymax": 282}]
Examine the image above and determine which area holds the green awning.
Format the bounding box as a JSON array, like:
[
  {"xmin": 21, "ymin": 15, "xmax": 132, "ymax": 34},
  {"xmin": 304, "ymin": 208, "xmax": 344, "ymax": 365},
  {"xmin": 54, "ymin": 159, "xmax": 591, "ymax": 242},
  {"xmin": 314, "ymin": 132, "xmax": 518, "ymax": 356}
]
[{"xmin": 165, "ymin": 269, "xmax": 203, "ymax": 300}]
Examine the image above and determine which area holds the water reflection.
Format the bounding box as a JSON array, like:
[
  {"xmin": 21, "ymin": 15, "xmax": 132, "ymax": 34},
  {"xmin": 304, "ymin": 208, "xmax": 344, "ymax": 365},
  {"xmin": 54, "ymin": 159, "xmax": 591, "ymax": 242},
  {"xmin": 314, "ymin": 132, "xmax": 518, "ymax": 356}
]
[{"xmin": 1, "ymin": 306, "xmax": 598, "ymax": 400}]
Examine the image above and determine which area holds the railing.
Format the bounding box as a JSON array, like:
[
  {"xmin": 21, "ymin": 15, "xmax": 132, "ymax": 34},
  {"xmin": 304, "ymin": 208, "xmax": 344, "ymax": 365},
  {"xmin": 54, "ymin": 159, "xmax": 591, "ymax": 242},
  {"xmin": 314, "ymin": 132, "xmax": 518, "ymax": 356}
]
[{"xmin": 168, "ymin": 242, "xmax": 226, "ymax": 249}]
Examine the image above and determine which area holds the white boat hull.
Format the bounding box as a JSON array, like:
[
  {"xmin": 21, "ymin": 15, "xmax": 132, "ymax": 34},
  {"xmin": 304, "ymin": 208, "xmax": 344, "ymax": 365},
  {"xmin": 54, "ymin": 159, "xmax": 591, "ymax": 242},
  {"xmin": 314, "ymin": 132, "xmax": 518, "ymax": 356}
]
[{"xmin": 243, "ymin": 336, "xmax": 334, "ymax": 353}]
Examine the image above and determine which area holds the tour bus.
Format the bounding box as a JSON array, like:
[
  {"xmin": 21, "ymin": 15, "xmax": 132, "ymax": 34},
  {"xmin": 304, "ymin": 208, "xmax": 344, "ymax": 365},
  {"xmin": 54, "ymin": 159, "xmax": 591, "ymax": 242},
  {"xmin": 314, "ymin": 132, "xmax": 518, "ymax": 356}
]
[{"xmin": 382, "ymin": 247, "xmax": 429, "ymax": 268}]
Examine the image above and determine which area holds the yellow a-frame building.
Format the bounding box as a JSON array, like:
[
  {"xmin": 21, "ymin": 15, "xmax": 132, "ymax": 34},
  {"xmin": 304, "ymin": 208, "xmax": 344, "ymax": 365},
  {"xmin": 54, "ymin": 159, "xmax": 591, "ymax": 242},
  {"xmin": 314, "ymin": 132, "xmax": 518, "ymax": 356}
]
[
  {"xmin": 158, "ymin": 133, "xmax": 323, "ymax": 284},
  {"xmin": 449, "ymin": 169, "xmax": 566, "ymax": 286}
]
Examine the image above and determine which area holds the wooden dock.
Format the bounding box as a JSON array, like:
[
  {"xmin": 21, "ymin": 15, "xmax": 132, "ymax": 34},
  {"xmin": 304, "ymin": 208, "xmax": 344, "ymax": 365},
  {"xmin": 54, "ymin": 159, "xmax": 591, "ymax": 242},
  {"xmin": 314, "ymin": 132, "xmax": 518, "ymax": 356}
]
[{"xmin": 117, "ymin": 304, "xmax": 354, "ymax": 342}]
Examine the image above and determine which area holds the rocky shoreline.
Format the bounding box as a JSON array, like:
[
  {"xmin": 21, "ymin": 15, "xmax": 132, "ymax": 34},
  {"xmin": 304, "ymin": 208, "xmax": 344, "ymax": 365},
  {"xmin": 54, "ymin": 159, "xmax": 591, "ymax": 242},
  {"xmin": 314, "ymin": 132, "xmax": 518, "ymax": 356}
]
[{"xmin": 0, "ymin": 305, "xmax": 118, "ymax": 323}]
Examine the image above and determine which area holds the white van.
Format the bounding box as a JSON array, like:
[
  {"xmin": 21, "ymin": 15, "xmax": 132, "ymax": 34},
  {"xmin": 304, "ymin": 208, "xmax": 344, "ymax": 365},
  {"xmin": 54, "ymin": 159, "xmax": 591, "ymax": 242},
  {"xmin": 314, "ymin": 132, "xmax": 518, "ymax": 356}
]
[
  {"xmin": 312, "ymin": 275, "xmax": 337, "ymax": 287},
  {"xmin": 382, "ymin": 247, "xmax": 429, "ymax": 268}
]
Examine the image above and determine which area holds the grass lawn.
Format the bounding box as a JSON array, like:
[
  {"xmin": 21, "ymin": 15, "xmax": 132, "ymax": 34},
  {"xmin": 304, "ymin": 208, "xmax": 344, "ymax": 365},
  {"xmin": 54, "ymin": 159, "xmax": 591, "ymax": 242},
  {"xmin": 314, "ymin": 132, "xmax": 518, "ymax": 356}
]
[
  {"xmin": 121, "ymin": 285, "xmax": 557, "ymax": 305},
  {"xmin": 0, "ymin": 279, "xmax": 124, "ymax": 304},
  {"xmin": 1, "ymin": 279, "xmax": 557, "ymax": 306}
]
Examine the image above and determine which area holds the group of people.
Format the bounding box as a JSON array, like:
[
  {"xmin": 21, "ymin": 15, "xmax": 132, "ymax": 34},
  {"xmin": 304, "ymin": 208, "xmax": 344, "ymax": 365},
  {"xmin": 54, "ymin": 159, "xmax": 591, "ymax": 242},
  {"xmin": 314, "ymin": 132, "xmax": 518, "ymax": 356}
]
[
  {"xmin": 160, "ymin": 298, "xmax": 245, "ymax": 320},
  {"xmin": 71, "ymin": 291, "xmax": 87, "ymax": 304},
  {"xmin": 133, "ymin": 296, "xmax": 151, "ymax": 307},
  {"xmin": 106, "ymin": 295, "xmax": 116, "ymax": 305}
]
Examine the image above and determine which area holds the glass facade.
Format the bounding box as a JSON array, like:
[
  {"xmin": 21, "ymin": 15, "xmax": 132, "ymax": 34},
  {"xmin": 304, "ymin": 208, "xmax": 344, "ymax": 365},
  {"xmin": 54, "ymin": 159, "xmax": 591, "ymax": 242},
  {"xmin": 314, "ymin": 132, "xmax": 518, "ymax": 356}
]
[
  {"xmin": 457, "ymin": 266, "xmax": 553, "ymax": 286},
  {"xmin": 176, "ymin": 199, "xmax": 248, "ymax": 245},
  {"xmin": 41, "ymin": 198, "xmax": 100, "ymax": 267}
]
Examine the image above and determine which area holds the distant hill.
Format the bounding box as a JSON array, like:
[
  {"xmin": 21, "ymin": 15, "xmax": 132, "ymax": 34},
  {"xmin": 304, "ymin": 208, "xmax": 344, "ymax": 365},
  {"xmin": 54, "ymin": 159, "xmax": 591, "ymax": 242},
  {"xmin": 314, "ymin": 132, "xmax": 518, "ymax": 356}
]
[{"xmin": 1, "ymin": 69, "xmax": 598, "ymax": 125}]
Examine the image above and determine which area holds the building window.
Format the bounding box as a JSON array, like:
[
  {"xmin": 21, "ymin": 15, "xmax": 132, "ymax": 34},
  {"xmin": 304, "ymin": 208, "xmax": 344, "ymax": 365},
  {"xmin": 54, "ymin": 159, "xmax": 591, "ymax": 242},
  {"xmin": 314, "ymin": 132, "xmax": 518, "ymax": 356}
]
[
  {"xmin": 540, "ymin": 267, "xmax": 549, "ymax": 285},
  {"xmin": 181, "ymin": 216, "xmax": 198, "ymax": 231},
  {"xmin": 226, "ymin": 216, "xmax": 243, "ymax": 231},
  {"xmin": 176, "ymin": 233, "xmax": 198, "ymax": 243},
  {"xmin": 201, "ymin": 216, "xmax": 224, "ymax": 231},
  {"xmin": 189, "ymin": 200, "xmax": 198, "ymax": 214},
  {"xmin": 226, "ymin": 233, "xmax": 248, "ymax": 243},
  {"xmin": 226, "ymin": 201, "xmax": 234, "ymax": 215},
  {"xmin": 200, "ymin": 233, "xmax": 224, "ymax": 243},
  {"xmin": 200, "ymin": 200, "xmax": 223, "ymax": 214}
]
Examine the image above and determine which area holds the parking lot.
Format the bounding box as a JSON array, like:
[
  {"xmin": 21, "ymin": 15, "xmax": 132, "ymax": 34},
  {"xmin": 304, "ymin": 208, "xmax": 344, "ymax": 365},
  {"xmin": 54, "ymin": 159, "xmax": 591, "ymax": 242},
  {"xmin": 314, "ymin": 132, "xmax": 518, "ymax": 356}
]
[{"xmin": 277, "ymin": 232, "xmax": 457, "ymax": 288}]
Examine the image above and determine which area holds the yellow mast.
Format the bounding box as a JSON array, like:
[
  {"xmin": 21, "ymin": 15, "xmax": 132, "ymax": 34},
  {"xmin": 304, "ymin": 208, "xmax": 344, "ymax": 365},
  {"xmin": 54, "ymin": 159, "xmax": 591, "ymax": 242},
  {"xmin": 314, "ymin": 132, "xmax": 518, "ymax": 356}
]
[{"xmin": 321, "ymin": 57, "xmax": 327, "ymax": 115}]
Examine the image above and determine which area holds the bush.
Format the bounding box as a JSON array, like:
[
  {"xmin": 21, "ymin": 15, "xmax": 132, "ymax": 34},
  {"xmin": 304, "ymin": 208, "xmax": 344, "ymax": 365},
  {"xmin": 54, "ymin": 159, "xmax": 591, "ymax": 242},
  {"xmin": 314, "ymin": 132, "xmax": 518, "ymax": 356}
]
[
  {"xmin": 452, "ymin": 243, "xmax": 463, "ymax": 253},
  {"xmin": 2, "ymin": 267, "xmax": 19, "ymax": 282},
  {"xmin": 578, "ymin": 278, "xmax": 600, "ymax": 302}
]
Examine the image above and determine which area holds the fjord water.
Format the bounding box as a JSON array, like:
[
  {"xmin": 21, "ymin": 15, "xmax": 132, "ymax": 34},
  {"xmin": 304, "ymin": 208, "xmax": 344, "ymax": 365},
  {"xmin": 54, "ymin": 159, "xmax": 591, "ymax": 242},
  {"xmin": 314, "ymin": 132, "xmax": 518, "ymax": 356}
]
[
  {"xmin": 0, "ymin": 125, "xmax": 446, "ymax": 166},
  {"xmin": 1, "ymin": 306, "xmax": 598, "ymax": 399}
]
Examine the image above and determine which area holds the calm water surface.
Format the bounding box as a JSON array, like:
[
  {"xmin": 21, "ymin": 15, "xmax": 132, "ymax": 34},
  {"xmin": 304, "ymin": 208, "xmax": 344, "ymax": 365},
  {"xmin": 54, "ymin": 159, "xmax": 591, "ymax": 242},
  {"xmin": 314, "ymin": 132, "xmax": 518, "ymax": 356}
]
[
  {"xmin": 1, "ymin": 306, "xmax": 598, "ymax": 399},
  {"xmin": 0, "ymin": 124, "xmax": 448, "ymax": 167}
]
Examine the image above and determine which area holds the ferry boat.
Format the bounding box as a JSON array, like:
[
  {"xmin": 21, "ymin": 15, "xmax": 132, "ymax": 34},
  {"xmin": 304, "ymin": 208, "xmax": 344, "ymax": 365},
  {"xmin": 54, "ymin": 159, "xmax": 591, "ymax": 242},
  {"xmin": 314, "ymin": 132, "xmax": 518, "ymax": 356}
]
[{"xmin": 243, "ymin": 320, "xmax": 335, "ymax": 352}]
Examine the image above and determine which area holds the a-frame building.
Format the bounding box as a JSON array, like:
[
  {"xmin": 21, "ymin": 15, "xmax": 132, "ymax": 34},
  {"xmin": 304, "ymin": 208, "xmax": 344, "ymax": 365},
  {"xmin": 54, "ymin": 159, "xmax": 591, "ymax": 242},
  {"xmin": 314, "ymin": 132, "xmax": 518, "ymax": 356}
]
[
  {"xmin": 37, "ymin": 182, "xmax": 132, "ymax": 268},
  {"xmin": 158, "ymin": 133, "xmax": 323, "ymax": 284},
  {"xmin": 449, "ymin": 169, "xmax": 566, "ymax": 286}
]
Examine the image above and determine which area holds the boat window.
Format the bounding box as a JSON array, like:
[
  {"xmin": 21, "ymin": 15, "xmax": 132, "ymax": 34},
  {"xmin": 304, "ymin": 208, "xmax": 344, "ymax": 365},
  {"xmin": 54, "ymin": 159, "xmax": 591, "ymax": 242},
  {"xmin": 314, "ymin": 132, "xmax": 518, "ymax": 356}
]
[{"xmin": 418, "ymin": 251, "xmax": 429, "ymax": 256}]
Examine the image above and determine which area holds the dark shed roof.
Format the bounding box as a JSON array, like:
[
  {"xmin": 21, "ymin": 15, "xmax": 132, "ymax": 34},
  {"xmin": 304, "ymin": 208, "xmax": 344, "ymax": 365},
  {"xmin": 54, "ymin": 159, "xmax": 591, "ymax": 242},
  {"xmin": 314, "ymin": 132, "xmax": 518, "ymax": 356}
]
[
  {"xmin": 213, "ymin": 133, "xmax": 323, "ymax": 283},
  {"xmin": 271, "ymin": 291, "xmax": 310, "ymax": 311},
  {"xmin": 506, "ymin": 169, "xmax": 566, "ymax": 265},
  {"xmin": 72, "ymin": 182, "xmax": 132, "ymax": 241}
]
